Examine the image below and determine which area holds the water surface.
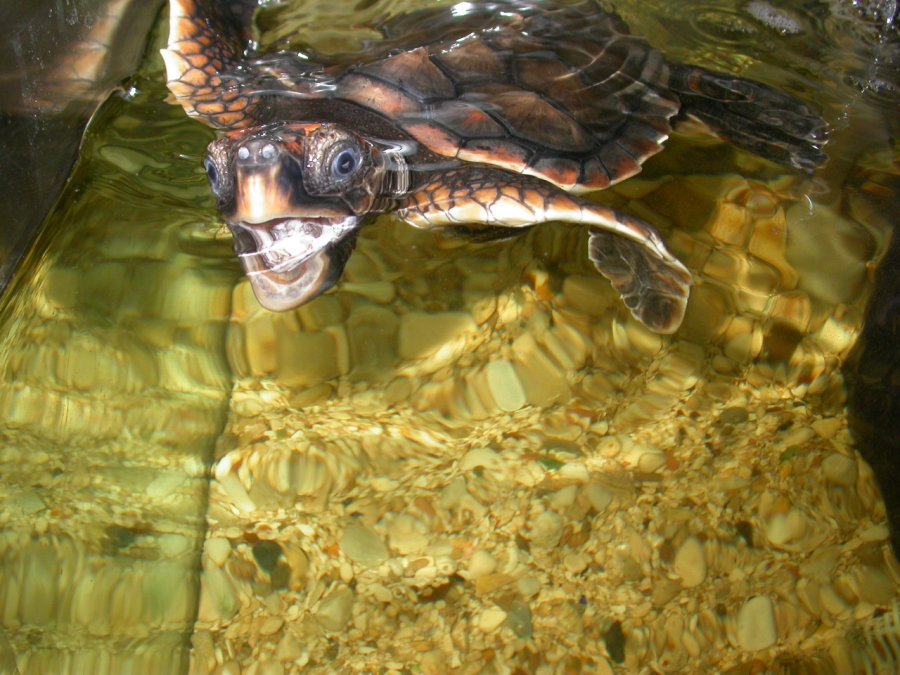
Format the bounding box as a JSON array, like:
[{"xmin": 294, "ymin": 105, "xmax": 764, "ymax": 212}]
[{"xmin": 0, "ymin": 0, "xmax": 897, "ymax": 672}]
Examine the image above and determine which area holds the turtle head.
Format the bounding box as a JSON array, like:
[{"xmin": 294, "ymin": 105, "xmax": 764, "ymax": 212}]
[{"xmin": 204, "ymin": 122, "xmax": 403, "ymax": 311}]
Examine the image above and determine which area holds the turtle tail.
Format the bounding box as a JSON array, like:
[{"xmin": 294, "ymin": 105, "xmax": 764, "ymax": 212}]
[
  {"xmin": 161, "ymin": 0, "xmax": 262, "ymax": 129},
  {"xmin": 669, "ymin": 64, "xmax": 828, "ymax": 172}
]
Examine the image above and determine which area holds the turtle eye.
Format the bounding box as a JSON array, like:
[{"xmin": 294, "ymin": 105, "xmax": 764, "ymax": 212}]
[
  {"xmin": 204, "ymin": 155, "xmax": 232, "ymax": 206},
  {"xmin": 331, "ymin": 147, "xmax": 361, "ymax": 179},
  {"xmin": 204, "ymin": 157, "xmax": 219, "ymax": 189}
]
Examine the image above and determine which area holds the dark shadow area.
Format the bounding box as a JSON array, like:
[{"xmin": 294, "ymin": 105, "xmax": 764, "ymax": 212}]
[
  {"xmin": 840, "ymin": 0, "xmax": 900, "ymax": 555},
  {"xmin": 845, "ymin": 222, "xmax": 900, "ymax": 551},
  {"xmin": 0, "ymin": 114, "xmax": 85, "ymax": 293},
  {"xmin": 0, "ymin": 0, "xmax": 164, "ymax": 295}
]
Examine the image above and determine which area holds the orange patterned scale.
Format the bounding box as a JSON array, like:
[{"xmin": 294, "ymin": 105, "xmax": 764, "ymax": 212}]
[
  {"xmin": 432, "ymin": 38, "xmax": 505, "ymax": 84},
  {"xmin": 529, "ymin": 156, "xmax": 582, "ymax": 191},
  {"xmin": 358, "ymin": 48, "xmax": 455, "ymax": 101},
  {"xmin": 339, "ymin": 73, "xmax": 424, "ymax": 117},
  {"xmin": 455, "ymin": 139, "xmax": 532, "ymax": 172},
  {"xmin": 424, "ymin": 100, "xmax": 507, "ymax": 139},
  {"xmin": 463, "ymin": 86, "xmax": 594, "ymax": 153},
  {"xmin": 400, "ymin": 121, "xmax": 466, "ymax": 159}
]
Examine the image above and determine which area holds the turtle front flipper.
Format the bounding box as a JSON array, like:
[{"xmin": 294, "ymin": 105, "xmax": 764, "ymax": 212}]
[
  {"xmin": 396, "ymin": 168, "xmax": 692, "ymax": 334},
  {"xmin": 586, "ymin": 229, "xmax": 691, "ymax": 335},
  {"xmin": 161, "ymin": 0, "xmax": 263, "ymax": 129}
]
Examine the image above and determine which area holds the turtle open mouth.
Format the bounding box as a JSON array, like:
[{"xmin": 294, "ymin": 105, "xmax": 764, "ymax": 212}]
[{"xmin": 229, "ymin": 216, "xmax": 360, "ymax": 311}]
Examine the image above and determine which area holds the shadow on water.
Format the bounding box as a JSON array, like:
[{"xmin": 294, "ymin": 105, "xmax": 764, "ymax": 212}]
[
  {"xmin": 845, "ymin": 196, "xmax": 900, "ymax": 551},
  {"xmin": 832, "ymin": 0, "xmax": 900, "ymax": 553},
  {"xmin": 0, "ymin": 0, "xmax": 164, "ymax": 294}
]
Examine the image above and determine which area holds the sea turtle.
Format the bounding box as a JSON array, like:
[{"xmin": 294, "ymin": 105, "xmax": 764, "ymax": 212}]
[{"xmin": 162, "ymin": 0, "xmax": 827, "ymax": 333}]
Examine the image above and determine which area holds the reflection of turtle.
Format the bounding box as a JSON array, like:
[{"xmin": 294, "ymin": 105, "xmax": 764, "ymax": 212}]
[{"xmin": 162, "ymin": 0, "xmax": 827, "ymax": 333}]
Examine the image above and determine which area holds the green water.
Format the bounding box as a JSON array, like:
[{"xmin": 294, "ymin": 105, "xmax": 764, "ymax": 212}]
[{"xmin": 0, "ymin": 1, "xmax": 897, "ymax": 672}]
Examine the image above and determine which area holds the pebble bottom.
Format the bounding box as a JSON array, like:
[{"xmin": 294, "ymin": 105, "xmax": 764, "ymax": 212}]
[
  {"xmin": 2, "ymin": 105, "xmax": 896, "ymax": 674},
  {"xmin": 174, "ymin": 160, "xmax": 900, "ymax": 673}
]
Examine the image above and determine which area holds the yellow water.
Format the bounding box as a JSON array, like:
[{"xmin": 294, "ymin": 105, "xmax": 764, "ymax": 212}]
[{"xmin": 0, "ymin": 1, "xmax": 897, "ymax": 673}]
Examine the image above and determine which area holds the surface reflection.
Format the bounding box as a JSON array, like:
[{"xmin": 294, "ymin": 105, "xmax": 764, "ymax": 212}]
[{"xmin": 0, "ymin": 0, "xmax": 897, "ymax": 673}]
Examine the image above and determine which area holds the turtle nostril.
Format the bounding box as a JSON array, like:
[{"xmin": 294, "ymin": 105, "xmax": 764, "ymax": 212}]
[{"xmin": 236, "ymin": 140, "xmax": 280, "ymax": 165}]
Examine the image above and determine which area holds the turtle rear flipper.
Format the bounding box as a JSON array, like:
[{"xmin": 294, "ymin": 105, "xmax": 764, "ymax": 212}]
[
  {"xmin": 670, "ymin": 64, "xmax": 828, "ymax": 171},
  {"xmin": 397, "ymin": 168, "xmax": 691, "ymax": 334},
  {"xmin": 161, "ymin": 0, "xmax": 262, "ymax": 128}
]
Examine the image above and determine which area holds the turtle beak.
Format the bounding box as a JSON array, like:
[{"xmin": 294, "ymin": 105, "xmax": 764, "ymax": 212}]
[
  {"xmin": 218, "ymin": 133, "xmax": 365, "ymax": 311},
  {"xmin": 229, "ymin": 218, "xmax": 360, "ymax": 311}
]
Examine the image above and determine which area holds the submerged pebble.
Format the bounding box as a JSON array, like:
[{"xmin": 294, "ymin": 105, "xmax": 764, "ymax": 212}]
[
  {"xmin": 478, "ymin": 607, "xmax": 508, "ymax": 632},
  {"xmin": 315, "ymin": 586, "xmax": 354, "ymax": 632},
  {"xmin": 485, "ymin": 359, "xmax": 527, "ymax": 412},
  {"xmin": 466, "ymin": 550, "xmax": 497, "ymax": 579},
  {"xmin": 673, "ymin": 537, "xmax": 707, "ymax": 588},
  {"xmin": 736, "ymin": 595, "xmax": 778, "ymax": 651},
  {"xmin": 340, "ymin": 523, "xmax": 388, "ymax": 567},
  {"xmin": 528, "ymin": 511, "xmax": 564, "ymax": 549},
  {"xmin": 822, "ymin": 453, "xmax": 858, "ymax": 486}
]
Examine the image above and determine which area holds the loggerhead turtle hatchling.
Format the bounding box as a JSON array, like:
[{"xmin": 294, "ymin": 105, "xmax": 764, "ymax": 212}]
[{"xmin": 162, "ymin": 0, "xmax": 827, "ymax": 333}]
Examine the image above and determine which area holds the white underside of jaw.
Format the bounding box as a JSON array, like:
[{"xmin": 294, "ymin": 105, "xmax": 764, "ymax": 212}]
[{"xmin": 235, "ymin": 216, "xmax": 358, "ymax": 275}]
